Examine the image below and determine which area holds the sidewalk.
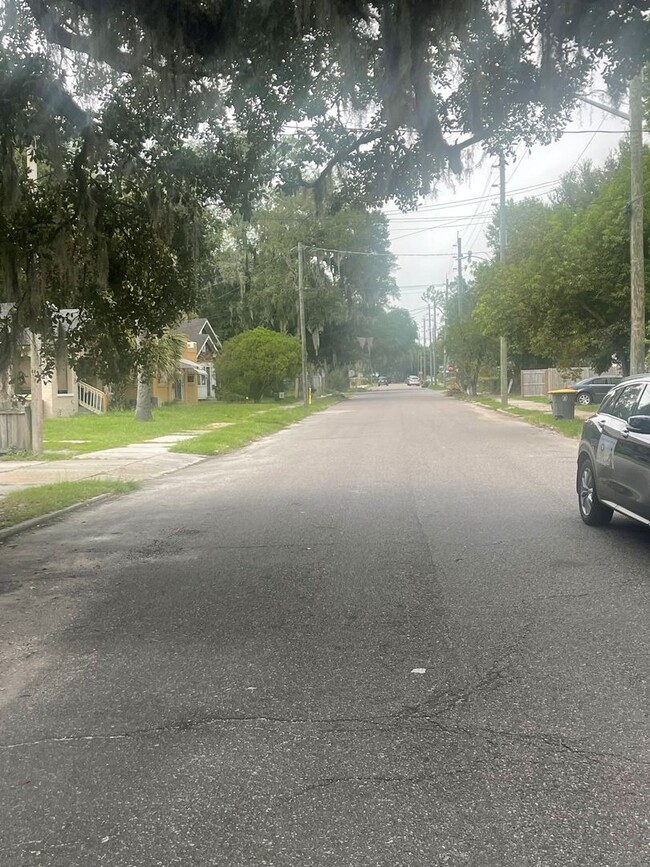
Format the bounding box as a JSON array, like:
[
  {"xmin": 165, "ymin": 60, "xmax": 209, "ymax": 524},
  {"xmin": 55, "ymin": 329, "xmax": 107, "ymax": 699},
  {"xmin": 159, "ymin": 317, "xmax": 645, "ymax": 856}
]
[
  {"xmin": 505, "ymin": 398, "xmax": 593, "ymax": 419},
  {"xmin": 0, "ymin": 434, "xmax": 208, "ymax": 499}
]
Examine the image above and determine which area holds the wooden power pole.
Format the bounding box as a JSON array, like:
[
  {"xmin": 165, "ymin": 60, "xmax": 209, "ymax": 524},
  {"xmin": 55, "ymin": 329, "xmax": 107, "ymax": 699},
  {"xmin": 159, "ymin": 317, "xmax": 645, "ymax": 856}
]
[
  {"xmin": 297, "ymin": 243, "xmax": 309, "ymax": 406},
  {"xmin": 629, "ymin": 72, "xmax": 646, "ymax": 375},
  {"xmin": 499, "ymin": 153, "xmax": 508, "ymax": 407}
]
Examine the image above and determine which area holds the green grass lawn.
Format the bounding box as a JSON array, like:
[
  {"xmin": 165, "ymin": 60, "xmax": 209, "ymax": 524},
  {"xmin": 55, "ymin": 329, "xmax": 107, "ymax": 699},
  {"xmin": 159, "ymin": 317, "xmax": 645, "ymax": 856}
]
[
  {"xmin": 41, "ymin": 398, "xmax": 339, "ymax": 458},
  {"xmin": 511, "ymin": 393, "xmax": 597, "ymax": 410},
  {"xmin": 0, "ymin": 398, "xmax": 341, "ymax": 530},
  {"xmin": 472, "ymin": 395, "xmax": 584, "ymax": 438},
  {"xmin": 169, "ymin": 401, "xmax": 338, "ymax": 455},
  {"xmin": 0, "ymin": 480, "xmax": 138, "ymax": 530}
]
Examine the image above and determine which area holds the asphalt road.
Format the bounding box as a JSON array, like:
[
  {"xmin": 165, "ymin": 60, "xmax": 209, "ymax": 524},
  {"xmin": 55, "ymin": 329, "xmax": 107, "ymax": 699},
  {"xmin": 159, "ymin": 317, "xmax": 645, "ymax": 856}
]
[{"xmin": 1, "ymin": 387, "xmax": 648, "ymax": 866}]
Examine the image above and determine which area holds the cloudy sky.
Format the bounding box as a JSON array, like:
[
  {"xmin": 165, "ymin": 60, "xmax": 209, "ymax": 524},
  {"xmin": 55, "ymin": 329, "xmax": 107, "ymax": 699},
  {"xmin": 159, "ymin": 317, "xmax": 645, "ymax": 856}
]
[{"xmin": 386, "ymin": 100, "xmax": 637, "ymax": 336}]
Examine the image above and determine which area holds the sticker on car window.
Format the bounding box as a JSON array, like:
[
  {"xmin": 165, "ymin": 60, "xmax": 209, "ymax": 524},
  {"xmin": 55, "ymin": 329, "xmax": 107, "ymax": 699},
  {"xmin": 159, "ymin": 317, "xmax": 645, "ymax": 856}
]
[{"xmin": 596, "ymin": 433, "xmax": 616, "ymax": 468}]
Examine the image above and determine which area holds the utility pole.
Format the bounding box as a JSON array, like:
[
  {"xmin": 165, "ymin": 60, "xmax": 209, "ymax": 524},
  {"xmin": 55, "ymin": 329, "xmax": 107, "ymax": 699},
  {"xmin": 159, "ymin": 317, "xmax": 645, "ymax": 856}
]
[
  {"xmin": 422, "ymin": 317, "xmax": 427, "ymax": 381},
  {"xmin": 297, "ymin": 243, "xmax": 309, "ymax": 406},
  {"xmin": 629, "ymin": 72, "xmax": 646, "ymax": 375},
  {"xmin": 444, "ymin": 277, "xmax": 449, "ymax": 378},
  {"xmin": 432, "ymin": 301, "xmax": 437, "ymax": 385},
  {"xmin": 428, "ymin": 296, "xmax": 434, "ymax": 384},
  {"xmin": 423, "ymin": 291, "xmax": 435, "ymax": 384},
  {"xmin": 456, "ymin": 234, "xmax": 463, "ymax": 317},
  {"xmin": 499, "ymin": 153, "xmax": 508, "ymax": 407},
  {"xmin": 576, "ymin": 86, "xmax": 645, "ymax": 374}
]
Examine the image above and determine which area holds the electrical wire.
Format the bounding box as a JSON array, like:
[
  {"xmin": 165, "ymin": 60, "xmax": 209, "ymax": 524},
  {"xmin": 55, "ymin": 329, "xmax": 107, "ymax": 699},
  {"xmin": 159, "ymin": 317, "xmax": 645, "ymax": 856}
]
[
  {"xmin": 567, "ymin": 113, "xmax": 609, "ymax": 173},
  {"xmin": 461, "ymin": 163, "xmax": 496, "ymax": 254},
  {"xmin": 382, "ymin": 178, "xmax": 559, "ymax": 215},
  {"xmin": 310, "ymin": 246, "xmax": 460, "ymax": 257}
]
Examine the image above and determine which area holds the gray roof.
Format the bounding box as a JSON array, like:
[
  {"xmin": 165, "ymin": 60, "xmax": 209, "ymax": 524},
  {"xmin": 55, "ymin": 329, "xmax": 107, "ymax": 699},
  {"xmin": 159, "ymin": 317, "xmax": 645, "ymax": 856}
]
[{"xmin": 177, "ymin": 317, "xmax": 221, "ymax": 358}]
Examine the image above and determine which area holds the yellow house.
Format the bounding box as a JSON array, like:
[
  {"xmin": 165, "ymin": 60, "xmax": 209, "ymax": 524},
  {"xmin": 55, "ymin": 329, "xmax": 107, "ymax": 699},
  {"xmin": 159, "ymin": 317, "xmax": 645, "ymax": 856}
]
[
  {"xmin": 151, "ymin": 341, "xmax": 204, "ymax": 406},
  {"xmin": 2, "ymin": 305, "xmax": 221, "ymax": 413},
  {"xmin": 1, "ymin": 305, "xmax": 92, "ymax": 418},
  {"xmin": 123, "ymin": 318, "xmax": 220, "ymax": 407}
]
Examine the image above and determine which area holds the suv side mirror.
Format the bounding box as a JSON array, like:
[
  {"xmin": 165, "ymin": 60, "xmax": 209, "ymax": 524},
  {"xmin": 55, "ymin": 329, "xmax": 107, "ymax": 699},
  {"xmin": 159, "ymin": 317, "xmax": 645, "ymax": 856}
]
[{"xmin": 627, "ymin": 415, "xmax": 650, "ymax": 434}]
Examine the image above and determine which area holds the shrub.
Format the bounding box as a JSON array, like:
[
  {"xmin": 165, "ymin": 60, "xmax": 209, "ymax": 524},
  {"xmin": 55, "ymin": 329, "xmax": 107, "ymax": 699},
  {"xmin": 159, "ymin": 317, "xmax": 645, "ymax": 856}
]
[{"xmin": 216, "ymin": 327, "xmax": 301, "ymax": 403}]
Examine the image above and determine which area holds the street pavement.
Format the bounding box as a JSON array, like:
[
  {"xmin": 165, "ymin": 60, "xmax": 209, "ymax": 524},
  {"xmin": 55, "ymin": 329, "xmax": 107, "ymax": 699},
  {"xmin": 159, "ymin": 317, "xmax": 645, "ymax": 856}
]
[
  {"xmin": 0, "ymin": 386, "xmax": 647, "ymax": 866},
  {"xmin": 0, "ymin": 396, "xmax": 590, "ymax": 500}
]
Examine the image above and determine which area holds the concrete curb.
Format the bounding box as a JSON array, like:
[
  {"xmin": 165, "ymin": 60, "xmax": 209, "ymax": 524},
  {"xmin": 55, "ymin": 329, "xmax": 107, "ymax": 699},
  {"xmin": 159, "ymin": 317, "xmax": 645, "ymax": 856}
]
[{"xmin": 0, "ymin": 493, "xmax": 117, "ymax": 543}]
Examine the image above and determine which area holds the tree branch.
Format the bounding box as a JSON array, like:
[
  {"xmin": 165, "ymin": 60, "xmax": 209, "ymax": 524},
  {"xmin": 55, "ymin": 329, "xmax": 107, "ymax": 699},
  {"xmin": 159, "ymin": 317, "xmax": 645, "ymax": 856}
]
[
  {"xmin": 25, "ymin": 0, "xmax": 144, "ymax": 75},
  {"xmin": 304, "ymin": 127, "xmax": 386, "ymax": 192}
]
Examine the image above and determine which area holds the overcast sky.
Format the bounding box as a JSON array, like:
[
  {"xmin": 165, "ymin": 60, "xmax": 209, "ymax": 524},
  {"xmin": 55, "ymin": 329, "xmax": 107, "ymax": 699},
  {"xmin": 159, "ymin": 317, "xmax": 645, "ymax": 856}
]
[{"xmin": 387, "ymin": 101, "xmax": 637, "ymax": 336}]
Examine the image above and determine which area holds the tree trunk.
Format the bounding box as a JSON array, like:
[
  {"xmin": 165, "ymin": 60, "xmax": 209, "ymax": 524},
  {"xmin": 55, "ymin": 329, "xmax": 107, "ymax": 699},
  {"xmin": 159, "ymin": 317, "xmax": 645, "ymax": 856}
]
[
  {"xmin": 0, "ymin": 368, "xmax": 14, "ymax": 411},
  {"xmin": 135, "ymin": 370, "xmax": 153, "ymax": 421}
]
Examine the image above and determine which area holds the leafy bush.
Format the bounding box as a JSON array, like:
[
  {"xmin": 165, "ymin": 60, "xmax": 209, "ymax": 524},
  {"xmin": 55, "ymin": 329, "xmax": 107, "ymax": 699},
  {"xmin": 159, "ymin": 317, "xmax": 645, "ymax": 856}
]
[{"xmin": 216, "ymin": 327, "xmax": 301, "ymax": 403}]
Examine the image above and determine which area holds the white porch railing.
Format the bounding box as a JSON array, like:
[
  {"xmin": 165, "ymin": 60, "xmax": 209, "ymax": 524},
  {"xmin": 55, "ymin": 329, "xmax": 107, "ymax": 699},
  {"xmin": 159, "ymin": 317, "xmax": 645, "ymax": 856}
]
[{"xmin": 77, "ymin": 380, "xmax": 106, "ymax": 414}]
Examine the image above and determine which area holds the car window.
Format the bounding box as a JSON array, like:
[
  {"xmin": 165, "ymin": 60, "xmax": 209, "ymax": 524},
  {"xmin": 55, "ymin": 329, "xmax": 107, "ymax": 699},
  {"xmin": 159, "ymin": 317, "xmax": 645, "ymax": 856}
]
[
  {"xmin": 635, "ymin": 384, "xmax": 650, "ymax": 416},
  {"xmin": 599, "ymin": 389, "xmax": 621, "ymax": 415},
  {"xmin": 592, "ymin": 377, "xmax": 607, "ymax": 384},
  {"xmin": 606, "ymin": 383, "xmax": 645, "ymax": 421}
]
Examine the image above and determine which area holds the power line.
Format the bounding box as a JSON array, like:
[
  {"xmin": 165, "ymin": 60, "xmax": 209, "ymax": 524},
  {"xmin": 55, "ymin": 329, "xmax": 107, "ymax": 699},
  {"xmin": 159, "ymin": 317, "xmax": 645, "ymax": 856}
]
[
  {"xmin": 382, "ymin": 179, "xmax": 559, "ymax": 215},
  {"xmin": 389, "ymin": 213, "xmax": 500, "ymax": 222},
  {"xmin": 462, "ymin": 162, "xmax": 496, "ymax": 253},
  {"xmin": 567, "ymin": 113, "xmax": 608, "ymax": 174},
  {"xmin": 310, "ymin": 246, "xmax": 458, "ymax": 258},
  {"xmin": 390, "ymin": 215, "xmax": 494, "ymax": 241}
]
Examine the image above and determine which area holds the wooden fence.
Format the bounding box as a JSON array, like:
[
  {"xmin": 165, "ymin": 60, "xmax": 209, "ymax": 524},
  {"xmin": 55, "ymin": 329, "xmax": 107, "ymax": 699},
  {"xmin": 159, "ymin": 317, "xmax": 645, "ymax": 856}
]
[
  {"xmin": 0, "ymin": 408, "xmax": 31, "ymax": 452},
  {"xmin": 521, "ymin": 368, "xmax": 593, "ymax": 397}
]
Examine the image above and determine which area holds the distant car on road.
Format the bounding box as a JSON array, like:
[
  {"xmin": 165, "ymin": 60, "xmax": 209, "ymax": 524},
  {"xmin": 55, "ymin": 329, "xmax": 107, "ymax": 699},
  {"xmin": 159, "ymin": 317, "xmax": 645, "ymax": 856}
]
[
  {"xmin": 577, "ymin": 374, "xmax": 650, "ymax": 527},
  {"xmin": 569, "ymin": 374, "xmax": 623, "ymax": 406},
  {"xmin": 406, "ymin": 375, "xmax": 421, "ymax": 386},
  {"xmin": 378, "ymin": 375, "xmax": 390, "ymax": 386}
]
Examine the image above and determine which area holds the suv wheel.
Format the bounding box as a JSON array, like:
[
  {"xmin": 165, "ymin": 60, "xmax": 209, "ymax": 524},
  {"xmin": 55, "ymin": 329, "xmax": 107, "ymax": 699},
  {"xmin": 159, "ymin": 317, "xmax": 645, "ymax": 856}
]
[
  {"xmin": 578, "ymin": 458, "xmax": 613, "ymax": 526},
  {"xmin": 576, "ymin": 392, "xmax": 592, "ymax": 406}
]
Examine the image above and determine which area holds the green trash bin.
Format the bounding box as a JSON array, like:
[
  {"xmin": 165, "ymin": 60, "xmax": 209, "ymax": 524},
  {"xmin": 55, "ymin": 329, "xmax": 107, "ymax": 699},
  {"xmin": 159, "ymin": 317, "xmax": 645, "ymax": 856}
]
[{"xmin": 548, "ymin": 388, "xmax": 577, "ymax": 419}]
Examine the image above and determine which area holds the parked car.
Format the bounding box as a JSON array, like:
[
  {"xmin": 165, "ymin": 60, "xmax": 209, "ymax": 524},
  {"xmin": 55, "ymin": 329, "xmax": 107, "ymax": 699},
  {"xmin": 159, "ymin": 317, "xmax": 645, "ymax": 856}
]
[
  {"xmin": 577, "ymin": 374, "xmax": 650, "ymax": 527},
  {"xmin": 406, "ymin": 375, "xmax": 421, "ymax": 386},
  {"xmin": 378, "ymin": 375, "xmax": 390, "ymax": 386},
  {"xmin": 569, "ymin": 374, "xmax": 623, "ymax": 406}
]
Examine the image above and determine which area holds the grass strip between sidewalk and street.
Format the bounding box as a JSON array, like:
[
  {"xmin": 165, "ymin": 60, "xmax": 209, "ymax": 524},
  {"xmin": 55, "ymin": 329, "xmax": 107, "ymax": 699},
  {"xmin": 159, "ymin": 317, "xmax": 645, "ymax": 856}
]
[
  {"xmin": 169, "ymin": 399, "xmax": 340, "ymax": 455},
  {"xmin": 0, "ymin": 398, "xmax": 341, "ymax": 530},
  {"xmin": 469, "ymin": 395, "xmax": 585, "ymax": 438},
  {"xmin": 0, "ymin": 480, "xmax": 138, "ymax": 530},
  {"xmin": 36, "ymin": 396, "xmax": 341, "ymax": 459}
]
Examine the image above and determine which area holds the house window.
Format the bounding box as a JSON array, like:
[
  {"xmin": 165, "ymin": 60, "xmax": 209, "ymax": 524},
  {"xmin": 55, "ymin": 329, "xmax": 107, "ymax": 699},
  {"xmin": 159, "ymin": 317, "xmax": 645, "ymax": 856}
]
[{"xmin": 187, "ymin": 374, "xmax": 195, "ymax": 383}]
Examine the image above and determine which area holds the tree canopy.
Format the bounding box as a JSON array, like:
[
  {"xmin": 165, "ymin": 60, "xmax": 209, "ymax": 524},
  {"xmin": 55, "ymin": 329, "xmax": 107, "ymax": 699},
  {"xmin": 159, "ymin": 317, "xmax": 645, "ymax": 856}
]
[
  {"xmin": 200, "ymin": 191, "xmax": 399, "ymax": 362},
  {"xmin": 1, "ymin": 1, "xmax": 648, "ymax": 394},
  {"xmin": 5, "ymin": 1, "xmax": 649, "ymax": 210},
  {"xmin": 472, "ymin": 149, "xmax": 650, "ymax": 374}
]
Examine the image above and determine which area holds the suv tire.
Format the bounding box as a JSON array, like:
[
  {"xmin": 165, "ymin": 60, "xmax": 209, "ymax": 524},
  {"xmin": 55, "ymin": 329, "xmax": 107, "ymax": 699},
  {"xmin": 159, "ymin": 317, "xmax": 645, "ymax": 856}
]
[{"xmin": 577, "ymin": 457, "xmax": 613, "ymax": 526}]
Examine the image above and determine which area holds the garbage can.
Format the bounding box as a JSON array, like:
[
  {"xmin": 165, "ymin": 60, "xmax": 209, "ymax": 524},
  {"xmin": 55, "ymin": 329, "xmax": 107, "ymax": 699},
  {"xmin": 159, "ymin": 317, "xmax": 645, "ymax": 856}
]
[{"xmin": 548, "ymin": 388, "xmax": 577, "ymax": 419}]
